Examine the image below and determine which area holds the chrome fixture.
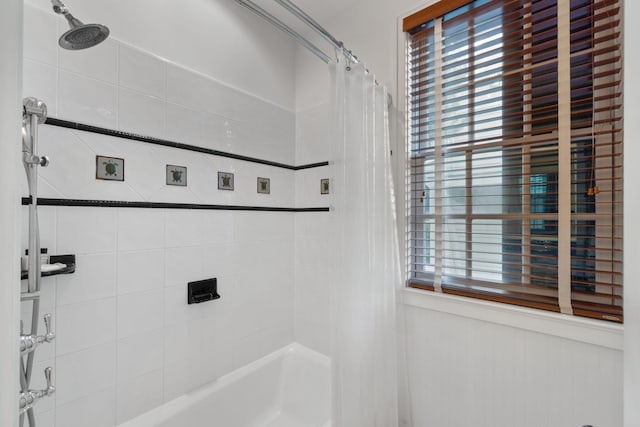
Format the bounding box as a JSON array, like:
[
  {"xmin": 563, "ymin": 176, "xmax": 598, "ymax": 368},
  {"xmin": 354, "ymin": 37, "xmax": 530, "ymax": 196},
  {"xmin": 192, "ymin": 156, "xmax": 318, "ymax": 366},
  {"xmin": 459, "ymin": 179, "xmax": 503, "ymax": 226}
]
[
  {"xmin": 22, "ymin": 97, "xmax": 47, "ymax": 296},
  {"xmin": 233, "ymin": 0, "xmax": 330, "ymax": 63},
  {"xmin": 50, "ymin": 0, "xmax": 110, "ymax": 50},
  {"xmin": 20, "ymin": 97, "xmax": 51, "ymax": 427},
  {"xmin": 19, "ymin": 368, "xmax": 55, "ymax": 415},
  {"xmin": 20, "ymin": 314, "xmax": 55, "ymax": 356},
  {"xmin": 232, "ymin": 0, "xmax": 381, "ymax": 84}
]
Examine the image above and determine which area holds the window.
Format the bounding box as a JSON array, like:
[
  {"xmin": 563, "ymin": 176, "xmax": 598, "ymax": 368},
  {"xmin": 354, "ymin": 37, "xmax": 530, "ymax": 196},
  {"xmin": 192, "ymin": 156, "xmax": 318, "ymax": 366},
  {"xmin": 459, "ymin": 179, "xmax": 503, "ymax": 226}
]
[{"xmin": 405, "ymin": 0, "xmax": 623, "ymax": 322}]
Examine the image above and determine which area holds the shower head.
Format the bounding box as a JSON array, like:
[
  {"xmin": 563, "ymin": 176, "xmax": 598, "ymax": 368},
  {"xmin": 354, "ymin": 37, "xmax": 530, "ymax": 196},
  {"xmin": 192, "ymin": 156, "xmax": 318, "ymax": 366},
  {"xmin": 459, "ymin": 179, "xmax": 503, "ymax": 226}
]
[{"xmin": 51, "ymin": 0, "xmax": 110, "ymax": 50}]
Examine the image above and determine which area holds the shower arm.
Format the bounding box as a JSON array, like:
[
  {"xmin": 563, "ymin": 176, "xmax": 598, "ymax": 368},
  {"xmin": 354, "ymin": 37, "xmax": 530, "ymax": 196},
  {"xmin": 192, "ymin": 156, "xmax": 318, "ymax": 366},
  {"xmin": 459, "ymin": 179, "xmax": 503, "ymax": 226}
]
[
  {"xmin": 50, "ymin": 0, "xmax": 86, "ymax": 29},
  {"xmin": 50, "ymin": 0, "xmax": 69, "ymax": 15}
]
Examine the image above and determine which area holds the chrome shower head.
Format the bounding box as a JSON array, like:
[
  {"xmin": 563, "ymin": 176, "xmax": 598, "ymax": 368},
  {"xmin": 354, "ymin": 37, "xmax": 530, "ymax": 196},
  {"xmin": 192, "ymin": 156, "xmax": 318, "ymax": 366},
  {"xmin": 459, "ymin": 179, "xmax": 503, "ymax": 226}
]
[
  {"xmin": 51, "ymin": 0, "xmax": 110, "ymax": 50},
  {"xmin": 59, "ymin": 22, "xmax": 110, "ymax": 50}
]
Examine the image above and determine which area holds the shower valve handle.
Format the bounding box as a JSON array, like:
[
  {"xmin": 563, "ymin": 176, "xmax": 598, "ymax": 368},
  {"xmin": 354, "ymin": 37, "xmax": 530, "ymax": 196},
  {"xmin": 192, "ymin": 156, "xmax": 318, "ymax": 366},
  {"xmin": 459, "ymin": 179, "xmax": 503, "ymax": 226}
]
[
  {"xmin": 44, "ymin": 313, "xmax": 51, "ymax": 334},
  {"xmin": 43, "ymin": 313, "xmax": 55, "ymax": 342},
  {"xmin": 18, "ymin": 368, "xmax": 55, "ymax": 414},
  {"xmin": 19, "ymin": 313, "xmax": 55, "ymax": 355},
  {"xmin": 43, "ymin": 367, "xmax": 55, "ymax": 395}
]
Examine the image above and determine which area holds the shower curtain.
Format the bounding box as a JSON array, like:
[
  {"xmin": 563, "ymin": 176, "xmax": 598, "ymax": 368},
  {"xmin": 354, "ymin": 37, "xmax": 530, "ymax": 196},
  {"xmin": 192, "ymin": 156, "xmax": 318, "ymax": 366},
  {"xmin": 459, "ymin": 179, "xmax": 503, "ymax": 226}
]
[{"xmin": 329, "ymin": 59, "xmax": 403, "ymax": 427}]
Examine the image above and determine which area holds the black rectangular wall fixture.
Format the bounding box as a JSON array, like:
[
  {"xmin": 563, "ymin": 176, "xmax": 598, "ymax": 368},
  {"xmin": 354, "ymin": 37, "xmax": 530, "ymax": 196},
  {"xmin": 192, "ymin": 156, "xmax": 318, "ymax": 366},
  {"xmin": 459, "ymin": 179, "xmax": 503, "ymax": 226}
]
[{"xmin": 187, "ymin": 278, "xmax": 221, "ymax": 305}]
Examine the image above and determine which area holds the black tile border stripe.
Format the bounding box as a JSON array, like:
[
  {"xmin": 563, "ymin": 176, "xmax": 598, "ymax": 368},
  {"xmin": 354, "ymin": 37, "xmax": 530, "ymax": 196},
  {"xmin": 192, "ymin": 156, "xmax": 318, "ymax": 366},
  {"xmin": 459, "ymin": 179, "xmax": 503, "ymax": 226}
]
[
  {"xmin": 44, "ymin": 118, "xmax": 330, "ymax": 171},
  {"xmin": 22, "ymin": 197, "xmax": 330, "ymax": 213}
]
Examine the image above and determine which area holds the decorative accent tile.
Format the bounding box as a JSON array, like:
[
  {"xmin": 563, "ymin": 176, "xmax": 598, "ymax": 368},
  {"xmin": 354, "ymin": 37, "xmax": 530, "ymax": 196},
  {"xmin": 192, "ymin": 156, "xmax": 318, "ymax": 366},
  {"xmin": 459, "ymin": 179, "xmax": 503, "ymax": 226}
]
[
  {"xmin": 321, "ymin": 178, "xmax": 330, "ymax": 195},
  {"xmin": 257, "ymin": 177, "xmax": 270, "ymax": 194},
  {"xmin": 166, "ymin": 165, "xmax": 187, "ymax": 186},
  {"xmin": 218, "ymin": 172, "xmax": 234, "ymax": 191},
  {"xmin": 96, "ymin": 156, "xmax": 124, "ymax": 181}
]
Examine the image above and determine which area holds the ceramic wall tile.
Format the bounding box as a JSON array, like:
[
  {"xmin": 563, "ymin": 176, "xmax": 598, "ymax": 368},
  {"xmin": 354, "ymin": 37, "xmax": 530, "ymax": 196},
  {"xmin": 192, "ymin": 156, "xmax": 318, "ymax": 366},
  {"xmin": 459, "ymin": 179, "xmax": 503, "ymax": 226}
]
[
  {"xmin": 118, "ymin": 88, "xmax": 165, "ymax": 139},
  {"xmin": 117, "ymin": 250, "xmax": 165, "ymax": 295},
  {"xmin": 56, "ymin": 207, "xmax": 117, "ymax": 255},
  {"xmin": 116, "ymin": 370, "xmax": 163, "ymax": 424},
  {"xmin": 58, "ymin": 70, "xmax": 117, "ymax": 128},
  {"xmin": 55, "ymin": 341, "xmax": 116, "ymax": 405},
  {"xmin": 23, "ymin": 59, "xmax": 58, "ymax": 117},
  {"xmin": 119, "ymin": 43, "xmax": 166, "ymax": 99},
  {"xmin": 55, "ymin": 387, "xmax": 116, "ymax": 427},
  {"xmin": 117, "ymin": 210, "xmax": 165, "ymax": 252},
  {"xmin": 117, "ymin": 290, "xmax": 163, "ymax": 339},
  {"xmin": 56, "ymin": 253, "xmax": 117, "ymax": 306},
  {"xmin": 19, "ymin": 12, "xmax": 306, "ymax": 425},
  {"xmin": 117, "ymin": 329, "xmax": 163, "ymax": 380},
  {"xmin": 58, "ymin": 38, "xmax": 118, "ymax": 84},
  {"xmin": 23, "ymin": 6, "xmax": 58, "ymax": 66},
  {"xmin": 55, "ymin": 297, "xmax": 116, "ymax": 355}
]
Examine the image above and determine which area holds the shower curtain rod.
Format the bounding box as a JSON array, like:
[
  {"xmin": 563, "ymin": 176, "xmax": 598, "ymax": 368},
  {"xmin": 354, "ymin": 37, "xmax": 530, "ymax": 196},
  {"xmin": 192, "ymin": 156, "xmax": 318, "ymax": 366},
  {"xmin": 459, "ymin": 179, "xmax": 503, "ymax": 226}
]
[
  {"xmin": 233, "ymin": 0, "xmax": 331, "ymax": 63},
  {"xmin": 234, "ymin": 0, "xmax": 389, "ymax": 98},
  {"xmin": 271, "ymin": 0, "xmax": 387, "ymax": 90},
  {"xmin": 272, "ymin": 0, "xmax": 359, "ymax": 63},
  {"xmin": 233, "ymin": 0, "xmax": 361, "ymax": 65}
]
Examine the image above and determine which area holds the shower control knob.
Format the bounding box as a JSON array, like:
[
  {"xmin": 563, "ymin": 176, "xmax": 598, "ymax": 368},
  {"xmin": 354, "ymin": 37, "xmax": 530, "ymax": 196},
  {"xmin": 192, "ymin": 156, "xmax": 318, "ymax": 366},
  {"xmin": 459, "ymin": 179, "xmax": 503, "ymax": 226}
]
[
  {"xmin": 19, "ymin": 314, "xmax": 55, "ymax": 355},
  {"xmin": 39, "ymin": 156, "xmax": 50, "ymax": 167},
  {"xmin": 43, "ymin": 367, "xmax": 55, "ymax": 396},
  {"xmin": 18, "ymin": 368, "xmax": 55, "ymax": 414},
  {"xmin": 43, "ymin": 313, "xmax": 55, "ymax": 343}
]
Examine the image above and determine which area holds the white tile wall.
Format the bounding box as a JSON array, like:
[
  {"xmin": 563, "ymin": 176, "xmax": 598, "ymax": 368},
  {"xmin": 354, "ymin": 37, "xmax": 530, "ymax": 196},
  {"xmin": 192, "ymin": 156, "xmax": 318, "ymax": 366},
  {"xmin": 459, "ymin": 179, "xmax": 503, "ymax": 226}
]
[
  {"xmin": 56, "ymin": 207, "xmax": 117, "ymax": 255},
  {"xmin": 118, "ymin": 88, "xmax": 165, "ymax": 139},
  {"xmin": 20, "ymin": 5, "xmax": 305, "ymax": 425},
  {"xmin": 293, "ymin": 102, "xmax": 332, "ymax": 356},
  {"xmin": 55, "ymin": 387, "xmax": 116, "ymax": 427},
  {"xmin": 116, "ymin": 369, "xmax": 164, "ymax": 424},
  {"xmin": 117, "ymin": 290, "xmax": 163, "ymax": 340},
  {"xmin": 56, "ymin": 254, "xmax": 117, "ymax": 306},
  {"xmin": 116, "ymin": 250, "xmax": 165, "ymax": 295},
  {"xmin": 295, "ymin": 104, "xmax": 330, "ymax": 166},
  {"xmin": 58, "ymin": 38, "xmax": 118, "ymax": 85},
  {"xmin": 35, "ymin": 409, "xmax": 55, "ymax": 427},
  {"xmin": 55, "ymin": 297, "xmax": 116, "ymax": 355},
  {"xmin": 117, "ymin": 210, "xmax": 165, "ymax": 252},
  {"xmin": 55, "ymin": 341, "xmax": 116, "ymax": 406},
  {"xmin": 117, "ymin": 329, "xmax": 163, "ymax": 380},
  {"xmin": 23, "ymin": 59, "xmax": 58, "ymax": 117},
  {"xmin": 23, "ymin": 5, "xmax": 58, "ymax": 67},
  {"xmin": 58, "ymin": 70, "xmax": 117, "ymax": 128},
  {"xmin": 118, "ymin": 43, "xmax": 166, "ymax": 100}
]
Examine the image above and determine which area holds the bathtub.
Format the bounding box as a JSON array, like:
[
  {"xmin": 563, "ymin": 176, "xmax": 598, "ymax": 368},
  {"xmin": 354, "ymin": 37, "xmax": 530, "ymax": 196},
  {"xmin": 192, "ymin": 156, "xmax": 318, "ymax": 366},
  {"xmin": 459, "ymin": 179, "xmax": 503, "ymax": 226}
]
[{"xmin": 119, "ymin": 343, "xmax": 330, "ymax": 427}]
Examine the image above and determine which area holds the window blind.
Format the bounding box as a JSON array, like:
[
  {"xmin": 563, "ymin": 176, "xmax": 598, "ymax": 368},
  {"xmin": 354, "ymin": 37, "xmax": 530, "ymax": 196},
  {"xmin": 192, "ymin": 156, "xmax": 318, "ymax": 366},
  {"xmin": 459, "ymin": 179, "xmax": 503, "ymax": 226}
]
[{"xmin": 405, "ymin": 0, "xmax": 623, "ymax": 322}]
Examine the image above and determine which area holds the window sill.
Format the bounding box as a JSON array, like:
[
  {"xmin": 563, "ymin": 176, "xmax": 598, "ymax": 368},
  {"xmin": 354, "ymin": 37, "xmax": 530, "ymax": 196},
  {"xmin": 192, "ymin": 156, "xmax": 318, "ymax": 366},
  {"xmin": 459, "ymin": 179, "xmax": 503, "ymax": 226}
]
[{"xmin": 400, "ymin": 287, "xmax": 624, "ymax": 351}]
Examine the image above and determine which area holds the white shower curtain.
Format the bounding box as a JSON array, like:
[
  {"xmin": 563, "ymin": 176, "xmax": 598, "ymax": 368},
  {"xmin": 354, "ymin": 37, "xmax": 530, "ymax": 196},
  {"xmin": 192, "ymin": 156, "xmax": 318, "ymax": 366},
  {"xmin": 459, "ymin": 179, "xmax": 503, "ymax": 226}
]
[{"xmin": 329, "ymin": 59, "xmax": 403, "ymax": 427}]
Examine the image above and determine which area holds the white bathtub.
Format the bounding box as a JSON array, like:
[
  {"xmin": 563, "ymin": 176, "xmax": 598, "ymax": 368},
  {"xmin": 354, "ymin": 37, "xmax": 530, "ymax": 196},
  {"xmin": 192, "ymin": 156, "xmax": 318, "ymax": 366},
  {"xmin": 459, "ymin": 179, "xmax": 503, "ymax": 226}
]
[{"xmin": 119, "ymin": 343, "xmax": 330, "ymax": 427}]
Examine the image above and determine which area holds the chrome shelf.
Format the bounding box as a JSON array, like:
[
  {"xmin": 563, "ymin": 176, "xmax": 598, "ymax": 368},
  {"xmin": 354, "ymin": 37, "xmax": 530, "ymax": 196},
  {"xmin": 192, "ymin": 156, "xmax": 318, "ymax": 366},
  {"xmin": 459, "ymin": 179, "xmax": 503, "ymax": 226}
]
[{"xmin": 20, "ymin": 254, "xmax": 75, "ymax": 280}]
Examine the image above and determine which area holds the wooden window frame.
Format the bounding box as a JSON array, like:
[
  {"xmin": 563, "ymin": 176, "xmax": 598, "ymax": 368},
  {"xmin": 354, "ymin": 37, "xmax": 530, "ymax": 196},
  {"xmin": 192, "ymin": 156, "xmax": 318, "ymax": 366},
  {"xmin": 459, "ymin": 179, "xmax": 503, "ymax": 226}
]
[{"xmin": 404, "ymin": 0, "xmax": 623, "ymax": 323}]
